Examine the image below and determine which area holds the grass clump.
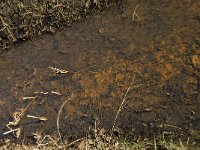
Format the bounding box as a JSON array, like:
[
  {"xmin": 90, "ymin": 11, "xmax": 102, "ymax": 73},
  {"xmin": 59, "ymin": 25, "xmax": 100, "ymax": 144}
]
[
  {"xmin": 0, "ymin": 0, "xmax": 115, "ymax": 51},
  {"xmin": 0, "ymin": 0, "xmax": 81, "ymax": 50},
  {"xmin": 1, "ymin": 129, "xmax": 198, "ymax": 150}
]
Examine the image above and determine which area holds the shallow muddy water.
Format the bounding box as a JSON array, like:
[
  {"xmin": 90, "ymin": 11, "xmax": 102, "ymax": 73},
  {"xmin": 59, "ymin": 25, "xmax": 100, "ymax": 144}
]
[{"xmin": 0, "ymin": 0, "xmax": 200, "ymax": 144}]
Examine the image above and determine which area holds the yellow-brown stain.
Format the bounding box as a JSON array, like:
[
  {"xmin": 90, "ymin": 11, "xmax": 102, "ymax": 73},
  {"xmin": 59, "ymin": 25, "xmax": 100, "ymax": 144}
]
[
  {"xmin": 64, "ymin": 104, "xmax": 85, "ymax": 119},
  {"xmin": 0, "ymin": 99, "xmax": 5, "ymax": 106},
  {"xmin": 191, "ymin": 55, "xmax": 200, "ymax": 68},
  {"xmin": 143, "ymin": 95, "xmax": 159, "ymax": 105}
]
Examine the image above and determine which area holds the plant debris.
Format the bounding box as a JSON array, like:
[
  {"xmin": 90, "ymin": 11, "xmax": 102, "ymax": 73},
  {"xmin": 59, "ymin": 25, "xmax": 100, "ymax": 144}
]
[
  {"xmin": 3, "ymin": 97, "xmax": 36, "ymax": 138},
  {"xmin": 49, "ymin": 66, "xmax": 69, "ymax": 74},
  {"xmin": 34, "ymin": 90, "xmax": 62, "ymax": 96},
  {"xmin": 27, "ymin": 115, "xmax": 48, "ymax": 121}
]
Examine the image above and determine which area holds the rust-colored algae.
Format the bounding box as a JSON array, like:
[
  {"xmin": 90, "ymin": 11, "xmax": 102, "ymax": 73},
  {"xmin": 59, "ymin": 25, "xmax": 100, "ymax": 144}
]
[{"xmin": 0, "ymin": 0, "xmax": 200, "ymax": 148}]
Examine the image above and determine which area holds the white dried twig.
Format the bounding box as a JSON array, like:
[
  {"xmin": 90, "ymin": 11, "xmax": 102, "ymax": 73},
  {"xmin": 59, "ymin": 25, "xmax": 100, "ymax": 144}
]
[
  {"xmin": 51, "ymin": 91, "xmax": 61, "ymax": 95},
  {"xmin": 4, "ymin": 97, "xmax": 35, "ymax": 138},
  {"xmin": 49, "ymin": 66, "xmax": 69, "ymax": 74},
  {"xmin": 132, "ymin": 4, "xmax": 140, "ymax": 21},
  {"xmin": 112, "ymin": 79, "xmax": 135, "ymax": 131},
  {"xmin": 22, "ymin": 97, "xmax": 36, "ymax": 100},
  {"xmin": 34, "ymin": 91, "xmax": 61, "ymax": 96},
  {"xmin": 27, "ymin": 115, "xmax": 48, "ymax": 121},
  {"xmin": 3, "ymin": 128, "xmax": 21, "ymax": 138},
  {"xmin": 57, "ymin": 99, "xmax": 70, "ymax": 150}
]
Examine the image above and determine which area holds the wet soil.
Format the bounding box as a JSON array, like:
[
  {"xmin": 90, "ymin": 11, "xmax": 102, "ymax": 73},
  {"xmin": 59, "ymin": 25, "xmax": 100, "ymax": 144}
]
[{"xmin": 0, "ymin": 0, "xmax": 200, "ymax": 144}]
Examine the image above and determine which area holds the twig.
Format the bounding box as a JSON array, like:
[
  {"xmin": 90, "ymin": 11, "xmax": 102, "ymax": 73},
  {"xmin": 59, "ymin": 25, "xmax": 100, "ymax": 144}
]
[
  {"xmin": 67, "ymin": 137, "xmax": 86, "ymax": 147},
  {"xmin": 33, "ymin": 91, "xmax": 61, "ymax": 96},
  {"xmin": 35, "ymin": 135, "xmax": 62, "ymax": 150},
  {"xmin": 22, "ymin": 97, "xmax": 36, "ymax": 100},
  {"xmin": 51, "ymin": 91, "xmax": 61, "ymax": 95},
  {"xmin": 163, "ymin": 124, "xmax": 182, "ymax": 130},
  {"xmin": 4, "ymin": 97, "xmax": 36, "ymax": 138},
  {"xmin": 132, "ymin": 4, "xmax": 140, "ymax": 21},
  {"xmin": 112, "ymin": 79, "xmax": 135, "ymax": 131},
  {"xmin": 3, "ymin": 128, "xmax": 20, "ymax": 136},
  {"xmin": 27, "ymin": 115, "xmax": 48, "ymax": 121},
  {"xmin": 154, "ymin": 134, "xmax": 157, "ymax": 150},
  {"xmin": 57, "ymin": 99, "xmax": 70, "ymax": 149},
  {"xmin": 49, "ymin": 66, "xmax": 69, "ymax": 74}
]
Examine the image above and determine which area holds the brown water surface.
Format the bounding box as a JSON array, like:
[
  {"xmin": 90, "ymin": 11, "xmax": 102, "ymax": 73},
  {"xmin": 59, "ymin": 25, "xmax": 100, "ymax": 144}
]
[{"xmin": 0, "ymin": 0, "xmax": 200, "ymax": 143}]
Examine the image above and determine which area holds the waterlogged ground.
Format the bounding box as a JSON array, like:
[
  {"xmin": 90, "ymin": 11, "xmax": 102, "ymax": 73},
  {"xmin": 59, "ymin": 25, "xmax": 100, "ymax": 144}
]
[{"xmin": 0, "ymin": 0, "xmax": 200, "ymax": 145}]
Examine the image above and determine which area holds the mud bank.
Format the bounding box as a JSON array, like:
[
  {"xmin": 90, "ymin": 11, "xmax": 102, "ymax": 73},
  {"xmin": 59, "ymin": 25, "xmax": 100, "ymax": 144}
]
[{"xmin": 0, "ymin": 0, "xmax": 200, "ymax": 146}]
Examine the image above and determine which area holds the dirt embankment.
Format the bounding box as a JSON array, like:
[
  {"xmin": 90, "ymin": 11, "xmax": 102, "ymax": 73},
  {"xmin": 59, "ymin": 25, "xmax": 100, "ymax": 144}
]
[{"xmin": 0, "ymin": 0, "xmax": 115, "ymax": 51}]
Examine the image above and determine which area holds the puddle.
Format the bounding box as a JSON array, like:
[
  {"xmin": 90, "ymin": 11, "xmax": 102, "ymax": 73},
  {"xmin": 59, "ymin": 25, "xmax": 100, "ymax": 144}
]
[{"xmin": 0, "ymin": 0, "xmax": 200, "ymax": 143}]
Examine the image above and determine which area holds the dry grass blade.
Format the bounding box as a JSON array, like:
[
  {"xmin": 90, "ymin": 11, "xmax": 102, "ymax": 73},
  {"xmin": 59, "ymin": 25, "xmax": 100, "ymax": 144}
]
[
  {"xmin": 51, "ymin": 91, "xmax": 62, "ymax": 95},
  {"xmin": 49, "ymin": 66, "xmax": 69, "ymax": 74},
  {"xmin": 154, "ymin": 134, "xmax": 157, "ymax": 150},
  {"xmin": 27, "ymin": 115, "xmax": 48, "ymax": 121},
  {"xmin": 57, "ymin": 99, "xmax": 70, "ymax": 150},
  {"xmin": 67, "ymin": 137, "xmax": 86, "ymax": 147},
  {"xmin": 4, "ymin": 97, "xmax": 36, "ymax": 138},
  {"xmin": 22, "ymin": 97, "xmax": 36, "ymax": 100},
  {"xmin": 0, "ymin": 0, "xmax": 82, "ymax": 51},
  {"xmin": 3, "ymin": 128, "xmax": 21, "ymax": 138},
  {"xmin": 112, "ymin": 78, "xmax": 135, "ymax": 131},
  {"xmin": 132, "ymin": 4, "xmax": 140, "ymax": 21},
  {"xmin": 35, "ymin": 135, "xmax": 62, "ymax": 150},
  {"xmin": 34, "ymin": 91, "xmax": 61, "ymax": 96},
  {"xmin": 0, "ymin": 16, "xmax": 17, "ymax": 43}
]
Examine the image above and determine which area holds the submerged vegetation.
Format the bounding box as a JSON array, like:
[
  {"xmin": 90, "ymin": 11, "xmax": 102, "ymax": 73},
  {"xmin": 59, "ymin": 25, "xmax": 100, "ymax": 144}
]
[{"xmin": 0, "ymin": 0, "xmax": 116, "ymax": 51}]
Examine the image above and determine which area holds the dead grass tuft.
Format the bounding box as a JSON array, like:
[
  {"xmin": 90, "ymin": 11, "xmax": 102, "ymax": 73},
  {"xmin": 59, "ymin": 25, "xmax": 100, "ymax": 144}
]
[{"xmin": 0, "ymin": 0, "xmax": 116, "ymax": 51}]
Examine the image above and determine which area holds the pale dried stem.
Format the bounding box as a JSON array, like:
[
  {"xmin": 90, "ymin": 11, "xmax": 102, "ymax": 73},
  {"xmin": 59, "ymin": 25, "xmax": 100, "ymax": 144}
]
[
  {"xmin": 67, "ymin": 137, "xmax": 86, "ymax": 147},
  {"xmin": 57, "ymin": 99, "xmax": 70, "ymax": 150},
  {"xmin": 112, "ymin": 78, "xmax": 135, "ymax": 131},
  {"xmin": 132, "ymin": 4, "xmax": 140, "ymax": 21}
]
